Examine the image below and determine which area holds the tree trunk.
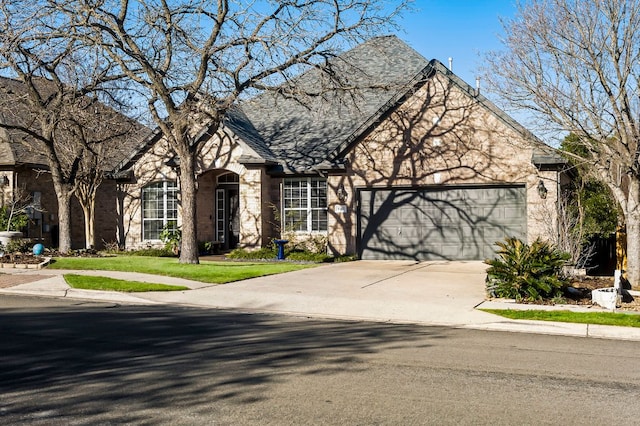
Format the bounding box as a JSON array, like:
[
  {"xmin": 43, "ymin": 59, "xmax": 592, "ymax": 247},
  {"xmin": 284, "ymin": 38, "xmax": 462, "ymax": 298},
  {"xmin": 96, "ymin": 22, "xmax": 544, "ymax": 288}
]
[
  {"xmin": 626, "ymin": 179, "xmax": 640, "ymax": 288},
  {"xmin": 80, "ymin": 197, "xmax": 95, "ymax": 249},
  {"xmin": 56, "ymin": 188, "xmax": 73, "ymax": 254},
  {"xmin": 178, "ymin": 150, "xmax": 199, "ymax": 264}
]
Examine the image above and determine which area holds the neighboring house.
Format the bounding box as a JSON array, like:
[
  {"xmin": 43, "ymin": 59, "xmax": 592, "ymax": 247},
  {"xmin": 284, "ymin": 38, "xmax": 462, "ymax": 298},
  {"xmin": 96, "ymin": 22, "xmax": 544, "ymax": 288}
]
[
  {"xmin": 0, "ymin": 76, "xmax": 149, "ymax": 248},
  {"xmin": 115, "ymin": 35, "xmax": 567, "ymax": 260}
]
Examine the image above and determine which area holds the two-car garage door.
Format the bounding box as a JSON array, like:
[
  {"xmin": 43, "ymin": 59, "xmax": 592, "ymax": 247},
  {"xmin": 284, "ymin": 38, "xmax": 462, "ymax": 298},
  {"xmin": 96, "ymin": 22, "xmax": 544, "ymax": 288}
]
[{"xmin": 358, "ymin": 185, "xmax": 527, "ymax": 261}]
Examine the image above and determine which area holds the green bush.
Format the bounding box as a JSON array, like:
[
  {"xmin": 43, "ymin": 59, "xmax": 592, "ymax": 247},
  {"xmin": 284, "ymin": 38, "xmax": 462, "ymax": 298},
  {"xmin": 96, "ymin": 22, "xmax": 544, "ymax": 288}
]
[
  {"xmin": 5, "ymin": 238, "xmax": 32, "ymax": 254},
  {"xmin": 199, "ymin": 241, "xmax": 215, "ymax": 255},
  {"xmin": 159, "ymin": 222, "xmax": 181, "ymax": 254},
  {"xmin": 485, "ymin": 237, "xmax": 570, "ymax": 302},
  {"xmin": 0, "ymin": 206, "xmax": 28, "ymax": 232},
  {"xmin": 227, "ymin": 247, "xmax": 276, "ymax": 260},
  {"xmin": 226, "ymin": 246, "xmax": 353, "ymax": 263},
  {"xmin": 285, "ymin": 250, "xmax": 331, "ymax": 263},
  {"xmin": 115, "ymin": 248, "xmax": 175, "ymax": 257}
]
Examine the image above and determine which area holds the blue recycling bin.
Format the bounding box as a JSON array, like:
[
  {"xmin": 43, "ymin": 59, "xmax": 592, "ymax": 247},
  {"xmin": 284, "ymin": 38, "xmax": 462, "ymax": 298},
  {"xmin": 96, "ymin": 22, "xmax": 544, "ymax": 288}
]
[{"xmin": 274, "ymin": 239, "xmax": 288, "ymax": 260}]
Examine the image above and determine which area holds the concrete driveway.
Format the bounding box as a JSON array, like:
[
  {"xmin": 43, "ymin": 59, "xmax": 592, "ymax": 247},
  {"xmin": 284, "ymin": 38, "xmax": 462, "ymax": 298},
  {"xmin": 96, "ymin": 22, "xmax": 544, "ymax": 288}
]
[
  {"xmin": 143, "ymin": 260, "xmax": 499, "ymax": 326},
  {"xmin": 5, "ymin": 259, "xmax": 640, "ymax": 339}
]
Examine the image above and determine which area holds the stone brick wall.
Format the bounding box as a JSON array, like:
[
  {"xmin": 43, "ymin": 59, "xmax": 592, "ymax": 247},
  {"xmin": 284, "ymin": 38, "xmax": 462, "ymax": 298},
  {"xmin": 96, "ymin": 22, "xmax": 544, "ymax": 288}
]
[
  {"xmin": 325, "ymin": 74, "xmax": 559, "ymax": 256},
  {"xmin": 3, "ymin": 167, "xmax": 115, "ymax": 250},
  {"xmin": 119, "ymin": 137, "xmax": 180, "ymax": 250},
  {"xmin": 120, "ymin": 126, "xmax": 271, "ymax": 251}
]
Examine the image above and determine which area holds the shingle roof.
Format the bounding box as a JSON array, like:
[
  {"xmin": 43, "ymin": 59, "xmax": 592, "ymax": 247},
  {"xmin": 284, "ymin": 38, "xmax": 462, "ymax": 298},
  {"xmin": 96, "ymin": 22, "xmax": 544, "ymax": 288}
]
[
  {"xmin": 231, "ymin": 35, "xmax": 560, "ymax": 174},
  {"xmin": 223, "ymin": 105, "xmax": 278, "ymax": 164},
  {"xmin": 237, "ymin": 35, "xmax": 432, "ymax": 173},
  {"xmin": 0, "ymin": 76, "xmax": 151, "ymax": 171},
  {"xmin": 0, "ymin": 77, "xmax": 50, "ymax": 167}
]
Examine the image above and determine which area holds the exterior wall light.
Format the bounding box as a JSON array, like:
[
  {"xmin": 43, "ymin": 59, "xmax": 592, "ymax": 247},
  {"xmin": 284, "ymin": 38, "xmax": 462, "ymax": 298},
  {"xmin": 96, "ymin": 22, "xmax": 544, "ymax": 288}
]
[
  {"xmin": 336, "ymin": 183, "xmax": 348, "ymax": 203},
  {"xmin": 1, "ymin": 175, "xmax": 8, "ymax": 187},
  {"xmin": 537, "ymin": 179, "xmax": 548, "ymax": 199}
]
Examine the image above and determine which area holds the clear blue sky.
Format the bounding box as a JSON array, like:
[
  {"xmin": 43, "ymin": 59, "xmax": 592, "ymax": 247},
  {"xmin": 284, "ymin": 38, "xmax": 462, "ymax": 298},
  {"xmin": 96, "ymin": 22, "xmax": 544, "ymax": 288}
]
[
  {"xmin": 397, "ymin": 0, "xmax": 517, "ymax": 87},
  {"xmin": 395, "ymin": 1, "xmax": 544, "ymax": 141}
]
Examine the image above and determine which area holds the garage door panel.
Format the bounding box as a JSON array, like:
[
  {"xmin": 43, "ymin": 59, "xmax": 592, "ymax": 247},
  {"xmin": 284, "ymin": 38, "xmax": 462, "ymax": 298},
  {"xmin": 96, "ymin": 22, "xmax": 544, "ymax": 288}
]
[
  {"xmin": 483, "ymin": 206, "xmax": 506, "ymax": 218},
  {"xmin": 359, "ymin": 186, "xmax": 527, "ymax": 261},
  {"xmin": 402, "ymin": 208, "xmax": 425, "ymax": 222},
  {"xmin": 504, "ymin": 207, "xmax": 525, "ymax": 220},
  {"xmin": 461, "ymin": 244, "xmax": 485, "ymax": 259},
  {"xmin": 419, "ymin": 207, "xmax": 442, "ymax": 220},
  {"xmin": 483, "ymin": 226, "xmax": 510, "ymax": 241},
  {"xmin": 399, "ymin": 226, "xmax": 421, "ymax": 239}
]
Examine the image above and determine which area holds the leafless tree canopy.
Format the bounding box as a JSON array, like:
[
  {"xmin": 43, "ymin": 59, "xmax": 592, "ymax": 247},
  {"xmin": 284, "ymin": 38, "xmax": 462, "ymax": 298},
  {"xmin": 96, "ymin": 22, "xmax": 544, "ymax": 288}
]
[
  {"xmin": 39, "ymin": 0, "xmax": 408, "ymax": 263},
  {"xmin": 483, "ymin": 0, "xmax": 640, "ymax": 285},
  {"xmin": 0, "ymin": 1, "xmax": 147, "ymax": 251}
]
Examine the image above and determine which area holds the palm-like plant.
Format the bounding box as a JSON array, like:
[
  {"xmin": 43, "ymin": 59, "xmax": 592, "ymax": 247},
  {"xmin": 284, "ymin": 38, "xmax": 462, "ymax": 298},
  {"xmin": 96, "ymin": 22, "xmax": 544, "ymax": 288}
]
[{"xmin": 485, "ymin": 237, "xmax": 570, "ymax": 301}]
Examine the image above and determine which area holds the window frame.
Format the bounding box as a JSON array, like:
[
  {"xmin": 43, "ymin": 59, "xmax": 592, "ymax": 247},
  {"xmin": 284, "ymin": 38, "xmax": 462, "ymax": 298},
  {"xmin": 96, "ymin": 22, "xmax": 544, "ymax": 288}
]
[
  {"xmin": 141, "ymin": 180, "xmax": 178, "ymax": 241},
  {"xmin": 282, "ymin": 177, "xmax": 328, "ymax": 233}
]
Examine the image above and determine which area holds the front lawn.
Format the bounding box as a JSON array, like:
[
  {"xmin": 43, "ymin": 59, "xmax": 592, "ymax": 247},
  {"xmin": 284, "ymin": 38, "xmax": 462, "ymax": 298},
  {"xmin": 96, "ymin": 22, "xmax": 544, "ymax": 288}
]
[
  {"xmin": 481, "ymin": 308, "xmax": 640, "ymax": 328},
  {"xmin": 64, "ymin": 274, "xmax": 189, "ymax": 292},
  {"xmin": 50, "ymin": 256, "xmax": 317, "ymax": 284}
]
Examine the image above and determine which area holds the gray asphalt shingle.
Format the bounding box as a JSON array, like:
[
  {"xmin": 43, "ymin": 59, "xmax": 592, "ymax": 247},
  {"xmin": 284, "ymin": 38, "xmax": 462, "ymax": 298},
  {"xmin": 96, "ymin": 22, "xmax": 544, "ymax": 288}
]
[
  {"xmin": 0, "ymin": 76, "xmax": 150, "ymax": 170},
  {"xmin": 237, "ymin": 35, "xmax": 431, "ymax": 173}
]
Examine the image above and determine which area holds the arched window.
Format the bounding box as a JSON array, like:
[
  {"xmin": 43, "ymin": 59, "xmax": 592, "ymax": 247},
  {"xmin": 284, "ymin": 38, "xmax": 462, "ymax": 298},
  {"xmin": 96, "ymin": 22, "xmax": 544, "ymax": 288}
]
[{"xmin": 142, "ymin": 181, "xmax": 178, "ymax": 240}]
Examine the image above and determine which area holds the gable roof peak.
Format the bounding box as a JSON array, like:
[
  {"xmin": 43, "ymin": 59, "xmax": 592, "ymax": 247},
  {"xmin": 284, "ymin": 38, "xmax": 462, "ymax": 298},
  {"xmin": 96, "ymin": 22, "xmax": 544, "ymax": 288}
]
[{"xmin": 237, "ymin": 35, "xmax": 431, "ymax": 173}]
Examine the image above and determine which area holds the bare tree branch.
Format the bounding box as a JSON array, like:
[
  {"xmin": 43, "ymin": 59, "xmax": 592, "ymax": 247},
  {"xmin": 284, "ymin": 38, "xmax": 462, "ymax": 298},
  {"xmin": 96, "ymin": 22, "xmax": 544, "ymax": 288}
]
[
  {"xmin": 484, "ymin": 0, "xmax": 640, "ymax": 285},
  {"xmin": 50, "ymin": 0, "xmax": 408, "ymax": 263}
]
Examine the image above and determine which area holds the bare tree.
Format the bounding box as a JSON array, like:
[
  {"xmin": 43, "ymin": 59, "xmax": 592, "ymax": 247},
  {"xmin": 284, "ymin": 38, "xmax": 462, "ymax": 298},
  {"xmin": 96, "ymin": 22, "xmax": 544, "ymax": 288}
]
[
  {"xmin": 0, "ymin": 3, "xmax": 142, "ymax": 252},
  {"xmin": 536, "ymin": 188, "xmax": 595, "ymax": 272},
  {"xmin": 50, "ymin": 0, "xmax": 408, "ymax": 263},
  {"xmin": 483, "ymin": 0, "xmax": 640, "ymax": 286},
  {"xmin": 58, "ymin": 98, "xmax": 146, "ymax": 249}
]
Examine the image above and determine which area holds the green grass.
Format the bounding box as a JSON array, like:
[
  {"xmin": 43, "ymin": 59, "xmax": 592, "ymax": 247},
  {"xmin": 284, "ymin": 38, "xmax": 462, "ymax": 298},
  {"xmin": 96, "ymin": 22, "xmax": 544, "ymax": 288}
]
[
  {"xmin": 64, "ymin": 274, "xmax": 189, "ymax": 292},
  {"xmin": 49, "ymin": 256, "xmax": 316, "ymax": 284},
  {"xmin": 481, "ymin": 309, "xmax": 640, "ymax": 328}
]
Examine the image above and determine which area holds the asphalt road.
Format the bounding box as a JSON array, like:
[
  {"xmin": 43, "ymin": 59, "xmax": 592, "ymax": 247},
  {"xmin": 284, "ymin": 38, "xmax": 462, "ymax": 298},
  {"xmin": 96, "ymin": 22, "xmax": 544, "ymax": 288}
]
[{"xmin": 2, "ymin": 294, "xmax": 640, "ymax": 425}]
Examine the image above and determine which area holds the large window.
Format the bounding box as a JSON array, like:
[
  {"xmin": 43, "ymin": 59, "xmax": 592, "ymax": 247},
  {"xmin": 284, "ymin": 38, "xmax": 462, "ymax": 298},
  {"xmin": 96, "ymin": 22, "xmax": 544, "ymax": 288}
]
[
  {"xmin": 142, "ymin": 181, "xmax": 178, "ymax": 240},
  {"xmin": 283, "ymin": 178, "xmax": 327, "ymax": 232}
]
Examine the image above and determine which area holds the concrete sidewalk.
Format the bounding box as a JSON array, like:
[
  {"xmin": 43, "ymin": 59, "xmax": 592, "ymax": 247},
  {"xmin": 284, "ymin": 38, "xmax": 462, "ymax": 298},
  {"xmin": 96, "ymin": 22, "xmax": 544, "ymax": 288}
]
[{"xmin": 2, "ymin": 260, "xmax": 640, "ymax": 341}]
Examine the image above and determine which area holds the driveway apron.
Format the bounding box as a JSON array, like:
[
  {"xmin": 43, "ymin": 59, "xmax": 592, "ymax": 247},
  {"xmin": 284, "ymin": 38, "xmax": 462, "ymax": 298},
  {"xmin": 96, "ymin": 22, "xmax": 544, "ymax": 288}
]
[{"xmin": 143, "ymin": 260, "xmax": 499, "ymax": 326}]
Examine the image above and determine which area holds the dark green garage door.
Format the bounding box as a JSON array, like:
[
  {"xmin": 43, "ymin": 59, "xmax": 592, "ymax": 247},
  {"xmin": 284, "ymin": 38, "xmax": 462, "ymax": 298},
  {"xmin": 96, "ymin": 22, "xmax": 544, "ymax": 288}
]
[{"xmin": 358, "ymin": 186, "xmax": 527, "ymax": 261}]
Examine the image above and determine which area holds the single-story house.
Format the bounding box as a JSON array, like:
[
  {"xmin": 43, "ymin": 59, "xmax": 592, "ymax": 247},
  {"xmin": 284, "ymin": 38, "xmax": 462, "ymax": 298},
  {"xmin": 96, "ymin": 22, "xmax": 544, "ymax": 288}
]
[
  {"xmin": 0, "ymin": 75, "xmax": 149, "ymax": 248},
  {"xmin": 115, "ymin": 35, "xmax": 566, "ymax": 260},
  {"xmin": 1, "ymin": 35, "xmax": 567, "ymax": 260}
]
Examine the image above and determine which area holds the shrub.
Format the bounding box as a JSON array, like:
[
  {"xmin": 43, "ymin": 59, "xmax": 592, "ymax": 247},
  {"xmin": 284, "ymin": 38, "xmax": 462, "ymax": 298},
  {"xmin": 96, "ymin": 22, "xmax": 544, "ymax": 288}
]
[
  {"xmin": 199, "ymin": 241, "xmax": 214, "ymax": 255},
  {"xmin": 5, "ymin": 238, "xmax": 32, "ymax": 254},
  {"xmin": 159, "ymin": 222, "xmax": 181, "ymax": 254},
  {"xmin": 0, "ymin": 206, "xmax": 29, "ymax": 232},
  {"xmin": 128, "ymin": 248, "xmax": 175, "ymax": 257},
  {"xmin": 226, "ymin": 246, "xmax": 352, "ymax": 263},
  {"xmin": 285, "ymin": 250, "xmax": 331, "ymax": 263},
  {"xmin": 485, "ymin": 237, "xmax": 570, "ymax": 302},
  {"xmin": 101, "ymin": 240, "xmax": 122, "ymax": 254},
  {"xmin": 227, "ymin": 247, "xmax": 276, "ymax": 260},
  {"xmin": 110, "ymin": 247, "xmax": 175, "ymax": 257},
  {"xmin": 279, "ymin": 232, "xmax": 328, "ymax": 254}
]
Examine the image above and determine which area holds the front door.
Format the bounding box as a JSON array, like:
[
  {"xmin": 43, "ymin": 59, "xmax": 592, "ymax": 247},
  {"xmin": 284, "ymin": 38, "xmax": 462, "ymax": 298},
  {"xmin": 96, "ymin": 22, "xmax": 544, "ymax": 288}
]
[{"xmin": 215, "ymin": 184, "xmax": 240, "ymax": 250}]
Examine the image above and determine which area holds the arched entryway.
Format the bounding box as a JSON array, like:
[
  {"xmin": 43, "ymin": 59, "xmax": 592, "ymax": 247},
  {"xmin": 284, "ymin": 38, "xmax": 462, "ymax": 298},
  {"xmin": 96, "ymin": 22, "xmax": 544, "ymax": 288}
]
[{"xmin": 214, "ymin": 172, "xmax": 240, "ymax": 251}]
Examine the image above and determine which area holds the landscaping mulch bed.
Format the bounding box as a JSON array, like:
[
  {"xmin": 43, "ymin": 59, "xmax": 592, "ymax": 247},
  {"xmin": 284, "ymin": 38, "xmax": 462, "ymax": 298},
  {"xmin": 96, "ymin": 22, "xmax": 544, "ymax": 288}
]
[
  {"xmin": 522, "ymin": 275, "xmax": 640, "ymax": 312},
  {"xmin": 0, "ymin": 253, "xmax": 46, "ymax": 265}
]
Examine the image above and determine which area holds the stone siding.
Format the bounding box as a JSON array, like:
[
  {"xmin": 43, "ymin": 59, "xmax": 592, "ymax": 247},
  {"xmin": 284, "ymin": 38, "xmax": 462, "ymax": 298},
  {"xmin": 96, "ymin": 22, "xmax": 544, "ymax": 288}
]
[
  {"xmin": 120, "ymin": 127, "xmax": 271, "ymax": 250},
  {"xmin": 325, "ymin": 74, "xmax": 558, "ymax": 256},
  {"xmin": 2, "ymin": 167, "xmax": 118, "ymax": 250}
]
